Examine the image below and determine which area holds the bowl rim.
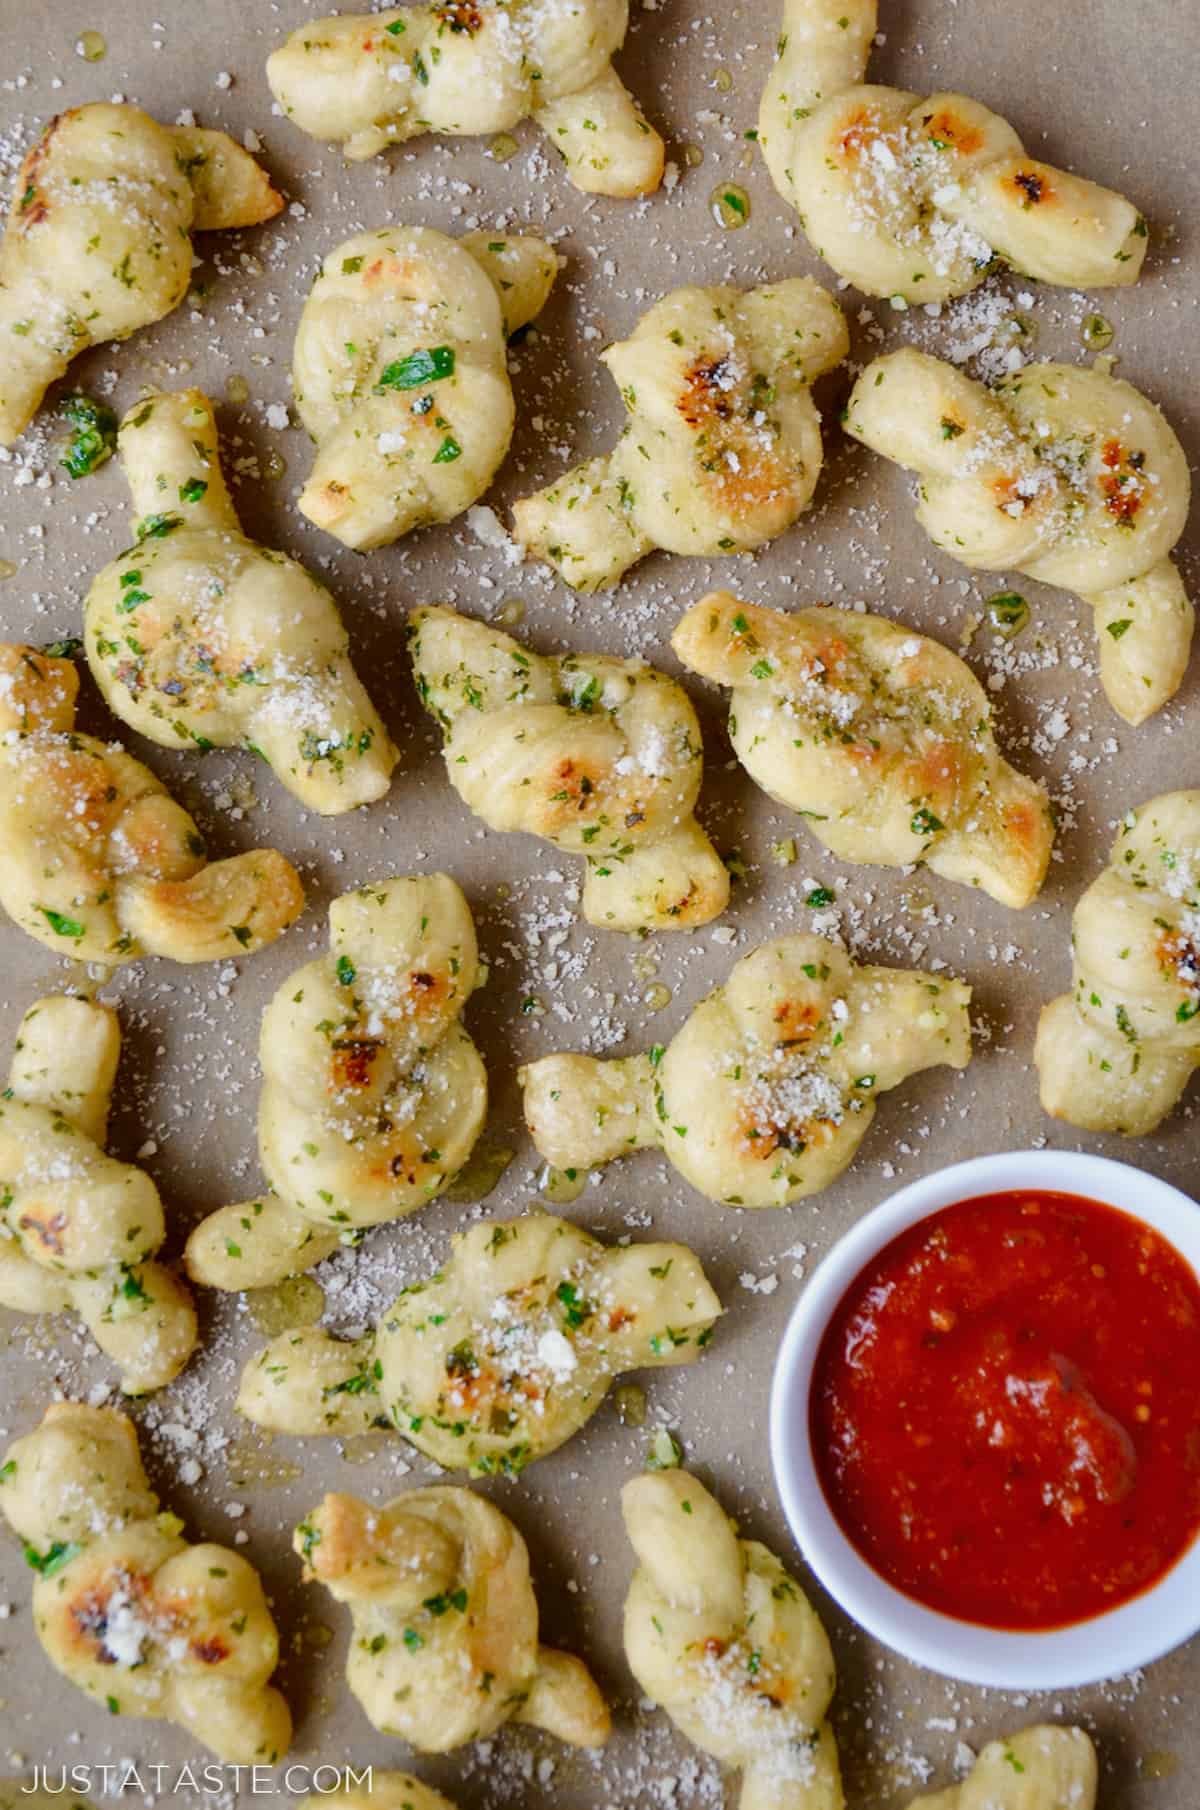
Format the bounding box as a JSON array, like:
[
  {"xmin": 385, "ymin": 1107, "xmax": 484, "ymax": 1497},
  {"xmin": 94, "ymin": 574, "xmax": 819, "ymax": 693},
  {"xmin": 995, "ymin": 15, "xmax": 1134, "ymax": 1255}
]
[{"xmin": 769, "ymin": 1148, "xmax": 1200, "ymax": 1690}]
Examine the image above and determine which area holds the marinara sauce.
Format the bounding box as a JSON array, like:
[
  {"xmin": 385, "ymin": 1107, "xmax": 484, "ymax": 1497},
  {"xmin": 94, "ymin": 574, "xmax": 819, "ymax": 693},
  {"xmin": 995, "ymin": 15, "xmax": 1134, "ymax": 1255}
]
[{"xmin": 810, "ymin": 1191, "xmax": 1200, "ymax": 1629}]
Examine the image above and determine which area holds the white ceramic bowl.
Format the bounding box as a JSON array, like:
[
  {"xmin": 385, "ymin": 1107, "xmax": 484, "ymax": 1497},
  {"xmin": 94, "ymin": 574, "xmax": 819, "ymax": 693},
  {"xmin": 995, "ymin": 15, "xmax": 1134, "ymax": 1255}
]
[{"xmin": 770, "ymin": 1149, "xmax": 1200, "ymax": 1690}]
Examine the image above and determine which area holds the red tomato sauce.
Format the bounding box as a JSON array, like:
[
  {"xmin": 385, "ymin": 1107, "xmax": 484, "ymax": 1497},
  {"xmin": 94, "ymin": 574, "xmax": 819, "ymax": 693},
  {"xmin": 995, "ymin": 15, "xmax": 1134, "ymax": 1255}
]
[{"xmin": 810, "ymin": 1191, "xmax": 1200, "ymax": 1630}]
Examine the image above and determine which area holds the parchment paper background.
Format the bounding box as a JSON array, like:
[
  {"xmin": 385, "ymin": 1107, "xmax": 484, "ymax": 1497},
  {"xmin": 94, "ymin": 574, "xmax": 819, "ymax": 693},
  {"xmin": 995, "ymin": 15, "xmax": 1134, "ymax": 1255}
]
[{"xmin": 0, "ymin": 0, "xmax": 1197, "ymax": 1803}]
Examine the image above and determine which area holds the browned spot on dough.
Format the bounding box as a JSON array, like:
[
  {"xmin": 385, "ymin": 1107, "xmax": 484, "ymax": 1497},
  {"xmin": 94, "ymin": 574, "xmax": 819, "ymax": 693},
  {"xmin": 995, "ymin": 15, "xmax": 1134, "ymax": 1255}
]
[
  {"xmin": 540, "ymin": 755, "xmax": 604, "ymax": 825},
  {"xmin": 922, "ymin": 109, "xmax": 985, "ymax": 156},
  {"xmin": 772, "ymin": 999, "xmax": 821, "ymax": 1043},
  {"xmin": 1012, "ymin": 169, "xmax": 1048, "ymax": 207},
  {"xmin": 13, "ymin": 112, "xmax": 66, "ymax": 232},
  {"xmin": 678, "ymin": 359, "xmax": 803, "ymax": 518},
  {"xmin": 1159, "ymin": 929, "xmax": 1200, "ymax": 999},
  {"xmin": 19, "ymin": 1209, "xmax": 68, "ymax": 1255},
  {"xmin": 69, "ymin": 1570, "xmax": 160, "ymax": 1666},
  {"xmin": 835, "ymin": 106, "xmax": 879, "ymax": 162},
  {"xmin": 1099, "ymin": 438, "xmax": 1146, "ymax": 525},
  {"xmin": 436, "ymin": 1, "xmax": 484, "ymax": 29},
  {"xmin": 444, "ymin": 1361, "xmax": 542, "ymax": 1418},
  {"xmin": 331, "ymin": 1036, "xmax": 383, "ymax": 1090},
  {"xmin": 912, "ymin": 738, "xmax": 968, "ymax": 804},
  {"xmin": 1005, "ymin": 798, "xmax": 1044, "ymax": 854},
  {"xmin": 991, "ymin": 473, "xmax": 1036, "ymax": 514},
  {"xmin": 406, "ymin": 967, "xmax": 453, "ymax": 1015},
  {"xmin": 679, "ymin": 358, "xmax": 738, "ymax": 429},
  {"xmin": 734, "ymin": 1107, "xmax": 839, "ymax": 1165}
]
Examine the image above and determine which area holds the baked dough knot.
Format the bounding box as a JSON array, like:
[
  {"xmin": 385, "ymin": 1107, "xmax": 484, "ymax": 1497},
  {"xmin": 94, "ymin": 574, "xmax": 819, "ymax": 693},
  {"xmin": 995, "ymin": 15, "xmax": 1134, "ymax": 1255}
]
[
  {"xmin": 294, "ymin": 1485, "xmax": 610, "ymax": 1753},
  {"xmin": 0, "ymin": 102, "xmax": 281, "ymax": 443},
  {"xmin": 1036, "ymin": 791, "xmax": 1200, "ymax": 1135},
  {"xmin": 520, "ymin": 932, "xmax": 972, "ymax": 1207},
  {"xmin": 674, "ymin": 592, "xmax": 1053, "ymax": 909},
  {"xmin": 185, "ymin": 873, "xmax": 488, "ymax": 1290},
  {"xmin": 758, "ymin": 0, "xmax": 1148, "ymax": 302},
  {"xmin": 266, "ymin": 1, "xmax": 664, "ymax": 198},
  {"xmin": 84, "ymin": 388, "xmax": 397, "ymax": 812},
  {"xmin": 622, "ymin": 1469, "xmax": 843, "ymax": 1810},
  {"xmin": 845, "ymin": 349, "xmax": 1193, "ymax": 725},
  {"xmin": 293, "ymin": 226, "xmax": 557, "ymax": 549},
  {"xmin": 512, "ymin": 278, "xmax": 848, "ymax": 591},
  {"xmin": 236, "ymin": 1211, "xmax": 721, "ymax": 1474},
  {"xmin": 0, "ymin": 1403, "xmax": 291, "ymax": 1760},
  {"xmin": 408, "ymin": 604, "xmax": 730, "ymax": 931},
  {"xmin": 0, "ymin": 995, "xmax": 197, "ymax": 1393},
  {"xmin": 906, "ymin": 1726, "xmax": 1097, "ymax": 1810},
  {"xmin": 0, "ymin": 643, "xmax": 304, "ymax": 963}
]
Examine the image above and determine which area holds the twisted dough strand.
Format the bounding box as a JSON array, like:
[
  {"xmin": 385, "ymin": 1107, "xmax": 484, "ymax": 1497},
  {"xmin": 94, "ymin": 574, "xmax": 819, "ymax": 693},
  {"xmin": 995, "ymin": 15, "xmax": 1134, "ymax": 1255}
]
[
  {"xmin": 623, "ymin": 1469, "xmax": 843, "ymax": 1810},
  {"xmin": 512, "ymin": 278, "xmax": 848, "ymax": 591},
  {"xmin": 845, "ymin": 349, "xmax": 1193, "ymax": 724},
  {"xmin": 294, "ymin": 226, "xmax": 557, "ymax": 550},
  {"xmin": 1036, "ymin": 791, "xmax": 1200, "ymax": 1135},
  {"xmin": 267, "ymin": 2, "xmax": 663, "ymax": 197},
  {"xmin": 906, "ymin": 1726, "xmax": 1097, "ymax": 1810},
  {"xmin": 409, "ymin": 603, "xmax": 730, "ymax": 930},
  {"xmin": 295, "ymin": 1485, "xmax": 610, "ymax": 1752},
  {"xmin": 0, "ymin": 103, "xmax": 281, "ymax": 443},
  {"xmin": 0, "ymin": 1404, "xmax": 291, "ymax": 1760},
  {"xmin": 237, "ymin": 1212, "xmax": 721, "ymax": 1473},
  {"xmin": 85, "ymin": 389, "xmax": 397, "ymax": 811},
  {"xmin": 520, "ymin": 933, "xmax": 971, "ymax": 1207},
  {"xmin": 0, "ymin": 996, "xmax": 196, "ymax": 1393},
  {"xmin": 759, "ymin": 0, "xmax": 1147, "ymax": 302},
  {"xmin": 674, "ymin": 592, "xmax": 1052, "ymax": 908},
  {"xmin": 186, "ymin": 873, "xmax": 487, "ymax": 1290},
  {"xmin": 0, "ymin": 644, "xmax": 303, "ymax": 963}
]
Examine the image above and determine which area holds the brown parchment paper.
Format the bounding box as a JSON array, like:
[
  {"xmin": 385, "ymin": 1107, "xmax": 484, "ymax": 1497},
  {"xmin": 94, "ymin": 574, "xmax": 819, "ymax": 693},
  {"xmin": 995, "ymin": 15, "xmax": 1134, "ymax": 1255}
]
[{"xmin": 0, "ymin": 0, "xmax": 1197, "ymax": 1803}]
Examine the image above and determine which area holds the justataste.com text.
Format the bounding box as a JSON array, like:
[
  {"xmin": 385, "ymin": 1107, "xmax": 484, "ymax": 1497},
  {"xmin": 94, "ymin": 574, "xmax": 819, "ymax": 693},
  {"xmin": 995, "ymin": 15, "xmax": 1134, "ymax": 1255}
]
[{"xmin": 20, "ymin": 1765, "xmax": 373, "ymax": 1797}]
